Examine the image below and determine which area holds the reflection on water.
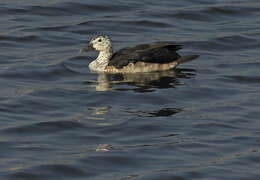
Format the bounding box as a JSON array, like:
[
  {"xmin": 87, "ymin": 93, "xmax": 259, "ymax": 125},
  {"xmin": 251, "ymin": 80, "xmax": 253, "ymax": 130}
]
[
  {"xmin": 126, "ymin": 107, "xmax": 182, "ymax": 117},
  {"xmin": 72, "ymin": 106, "xmax": 112, "ymax": 126},
  {"xmin": 95, "ymin": 68, "xmax": 196, "ymax": 92},
  {"xmin": 3, "ymin": 0, "xmax": 260, "ymax": 179}
]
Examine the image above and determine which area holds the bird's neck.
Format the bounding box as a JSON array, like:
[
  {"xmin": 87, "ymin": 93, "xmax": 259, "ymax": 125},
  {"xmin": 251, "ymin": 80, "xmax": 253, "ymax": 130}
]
[{"xmin": 89, "ymin": 49, "xmax": 113, "ymax": 72}]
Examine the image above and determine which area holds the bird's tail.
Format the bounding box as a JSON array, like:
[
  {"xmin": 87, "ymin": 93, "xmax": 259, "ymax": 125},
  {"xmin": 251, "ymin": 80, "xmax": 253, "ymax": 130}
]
[{"xmin": 177, "ymin": 55, "xmax": 199, "ymax": 64}]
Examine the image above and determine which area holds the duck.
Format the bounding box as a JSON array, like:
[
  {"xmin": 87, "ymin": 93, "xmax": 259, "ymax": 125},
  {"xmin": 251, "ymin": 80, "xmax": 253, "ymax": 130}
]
[{"xmin": 80, "ymin": 35, "xmax": 199, "ymax": 73}]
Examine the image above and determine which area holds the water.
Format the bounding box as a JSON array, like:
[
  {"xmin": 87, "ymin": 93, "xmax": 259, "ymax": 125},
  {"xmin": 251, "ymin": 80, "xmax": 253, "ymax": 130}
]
[{"xmin": 1, "ymin": 0, "xmax": 260, "ymax": 179}]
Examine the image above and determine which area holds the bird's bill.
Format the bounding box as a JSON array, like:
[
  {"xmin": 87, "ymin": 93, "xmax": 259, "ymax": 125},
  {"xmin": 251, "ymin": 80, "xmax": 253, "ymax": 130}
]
[{"xmin": 79, "ymin": 44, "xmax": 94, "ymax": 53}]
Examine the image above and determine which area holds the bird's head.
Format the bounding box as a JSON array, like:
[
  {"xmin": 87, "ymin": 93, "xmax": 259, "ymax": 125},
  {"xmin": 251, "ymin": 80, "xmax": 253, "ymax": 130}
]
[{"xmin": 80, "ymin": 35, "xmax": 112, "ymax": 53}]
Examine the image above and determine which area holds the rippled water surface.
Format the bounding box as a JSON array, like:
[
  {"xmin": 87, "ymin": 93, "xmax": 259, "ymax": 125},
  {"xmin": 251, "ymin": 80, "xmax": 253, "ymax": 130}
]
[{"xmin": 1, "ymin": 0, "xmax": 260, "ymax": 179}]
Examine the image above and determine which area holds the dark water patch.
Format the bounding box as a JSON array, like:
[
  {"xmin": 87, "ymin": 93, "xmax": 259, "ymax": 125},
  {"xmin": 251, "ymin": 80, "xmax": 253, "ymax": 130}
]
[
  {"xmin": 0, "ymin": 62, "xmax": 78, "ymax": 81},
  {"xmin": 147, "ymin": 108, "xmax": 181, "ymax": 117},
  {"xmin": 1, "ymin": 5, "xmax": 72, "ymax": 17},
  {"xmin": 223, "ymin": 75, "xmax": 260, "ymax": 84},
  {"xmin": 215, "ymin": 35, "xmax": 260, "ymax": 49},
  {"xmin": 4, "ymin": 120, "xmax": 83, "ymax": 135},
  {"xmin": 0, "ymin": 55, "xmax": 21, "ymax": 65},
  {"xmin": 176, "ymin": 86, "xmax": 241, "ymax": 104},
  {"xmin": 185, "ymin": 35, "xmax": 260, "ymax": 52},
  {"xmin": 0, "ymin": 7, "xmax": 28, "ymax": 16},
  {"xmin": 43, "ymin": 34, "xmax": 78, "ymax": 47},
  {"xmin": 59, "ymin": 2, "xmax": 135, "ymax": 14},
  {"xmin": 0, "ymin": 35, "xmax": 45, "ymax": 43},
  {"xmin": 174, "ymin": 11, "xmax": 213, "ymax": 22},
  {"xmin": 126, "ymin": 107, "xmax": 182, "ymax": 117},
  {"xmin": 0, "ymin": 33, "xmax": 76, "ymax": 48},
  {"xmin": 79, "ymin": 152, "xmax": 154, "ymax": 174},
  {"xmin": 129, "ymin": 147, "xmax": 260, "ymax": 180},
  {"xmin": 206, "ymin": 5, "xmax": 260, "ymax": 16},
  {"xmin": 76, "ymin": 21, "xmax": 93, "ymax": 27},
  {"xmin": 2, "ymin": 2, "xmax": 136, "ymax": 17},
  {"xmin": 121, "ymin": 20, "xmax": 171, "ymax": 28},
  {"xmin": 37, "ymin": 25, "xmax": 70, "ymax": 32},
  {"xmin": 216, "ymin": 62, "xmax": 260, "ymax": 76},
  {"xmin": 6, "ymin": 164, "xmax": 91, "ymax": 180},
  {"xmin": 72, "ymin": 20, "xmax": 172, "ymax": 37},
  {"xmin": 0, "ymin": 86, "xmax": 97, "ymax": 123},
  {"xmin": 33, "ymin": 164, "xmax": 90, "ymax": 177},
  {"xmin": 194, "ymin": 122, "xmax": 241, "ymax": 133},
  {"xmin": 23, "ymin": 6, "xmax": 71, "ymax": 17},
  {"xmin": 0, "ymin": 99, "xmax": 62, "ymax": 121},
  {"xmin": 145, "ymin": 2, "xmax": 260, "ymax": 23},
  {"xmin": 174, "ymin": 3, "xmax": 260, "ymax": 21},
  {"xmin": 110, "ymin": 136, "xmax": 193, "ymax": 152},
  {"xmin": 5, "ymin": 172, "xmax": 44, "ymax": 180},
  {"xmin": 132, "ymin": 172, "xmax": 194, "ymax": 180},
  {"xmin": 68, "ymin": 55, "xmax": 91, "ymax": 61},
  {"xmin": 208, "ymin": 6, "xmax": 241, "ymax": 15},
  {"xmin": 161, "ymin": 133, "xmax": 179, "ymax": 138},
  {"xmin": 217, "ymin": 62, "xmax": 260, "ymax": 68},
  {"xmin": 245, "ymin": 30, "xmax": 260, "ymax": 39},
  {"xmin": 11, "ymin": 144, "xmax": 55, "ymax": 152}
]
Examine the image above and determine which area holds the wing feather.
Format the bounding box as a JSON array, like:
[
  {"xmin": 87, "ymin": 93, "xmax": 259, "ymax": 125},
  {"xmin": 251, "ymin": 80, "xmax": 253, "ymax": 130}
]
[{"xmin": 108, "ymin": 42, "xmax": 182, "ymax": 69}]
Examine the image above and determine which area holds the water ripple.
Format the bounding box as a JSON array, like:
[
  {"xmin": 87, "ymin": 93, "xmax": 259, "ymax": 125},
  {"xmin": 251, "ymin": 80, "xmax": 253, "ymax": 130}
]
[
  {"xmin": 4, "ymin": 120, "xmax": 83, "ymax": 135},
  {"xmin": 0, "ymin": 62, "xmax": 78, "ymax": 81},
  {"xmin": 1, "ymin": 0, "xmax": 260, "ymax": 179}
]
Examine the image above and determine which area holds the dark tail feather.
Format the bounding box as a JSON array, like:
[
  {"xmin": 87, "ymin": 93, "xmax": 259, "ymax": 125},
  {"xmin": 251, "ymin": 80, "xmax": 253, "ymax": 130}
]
[{"xmin": 177, "ymin": 55, "xmax": 199, "ymax": 64}]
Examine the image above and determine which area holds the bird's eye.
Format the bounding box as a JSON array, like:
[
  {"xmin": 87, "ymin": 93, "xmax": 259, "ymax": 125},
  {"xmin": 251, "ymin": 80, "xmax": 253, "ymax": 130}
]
[{"xmin": 98, "ymin": 39, "xmax": 102, "ymax": 42}]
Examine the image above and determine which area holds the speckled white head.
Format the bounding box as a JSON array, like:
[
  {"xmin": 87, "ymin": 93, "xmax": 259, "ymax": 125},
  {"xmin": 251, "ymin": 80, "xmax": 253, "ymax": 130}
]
[
  {"xmin": 90, "ymin": 35, "xmax": 112, "ymax": 52},
  {"xmin": 82, "ymin": 35, "xmax": 113, "ymax": 72}
]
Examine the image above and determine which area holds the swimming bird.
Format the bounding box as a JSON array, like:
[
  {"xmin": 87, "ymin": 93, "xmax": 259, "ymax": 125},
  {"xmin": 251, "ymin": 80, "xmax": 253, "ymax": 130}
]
[{"xmin": 80, "ymin": 35, "xmax": 199, "ymax": 73}]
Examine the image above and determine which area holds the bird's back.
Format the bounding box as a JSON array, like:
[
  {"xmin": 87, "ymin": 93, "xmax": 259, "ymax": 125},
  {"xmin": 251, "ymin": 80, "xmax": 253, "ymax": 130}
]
[{"xmin": 108, "ymin": 42, "xmax": 182, "ymax": 69}]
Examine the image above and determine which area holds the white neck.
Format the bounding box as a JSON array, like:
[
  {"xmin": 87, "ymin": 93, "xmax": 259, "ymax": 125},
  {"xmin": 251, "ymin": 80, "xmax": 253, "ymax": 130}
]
[{"xmin": 89, "ymin": 49, "xmax": 113, "ymax": 72}]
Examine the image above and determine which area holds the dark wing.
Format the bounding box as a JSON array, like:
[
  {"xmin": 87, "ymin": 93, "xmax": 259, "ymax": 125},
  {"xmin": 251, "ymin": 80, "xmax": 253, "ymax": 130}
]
[{"xmin": 108, "ymin": 42, "xmax": 182, "ymax": 69}]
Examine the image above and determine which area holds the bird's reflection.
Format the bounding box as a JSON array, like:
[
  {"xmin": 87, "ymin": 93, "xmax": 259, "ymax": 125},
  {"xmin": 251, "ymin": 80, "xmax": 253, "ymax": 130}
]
[
  {"xmin": 126, "ymin": 107, "xmax": 182, "ymax": 117},
  {"xmin": 94, "ymin": 68, "xmax": 196, "ymax": 92}
]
